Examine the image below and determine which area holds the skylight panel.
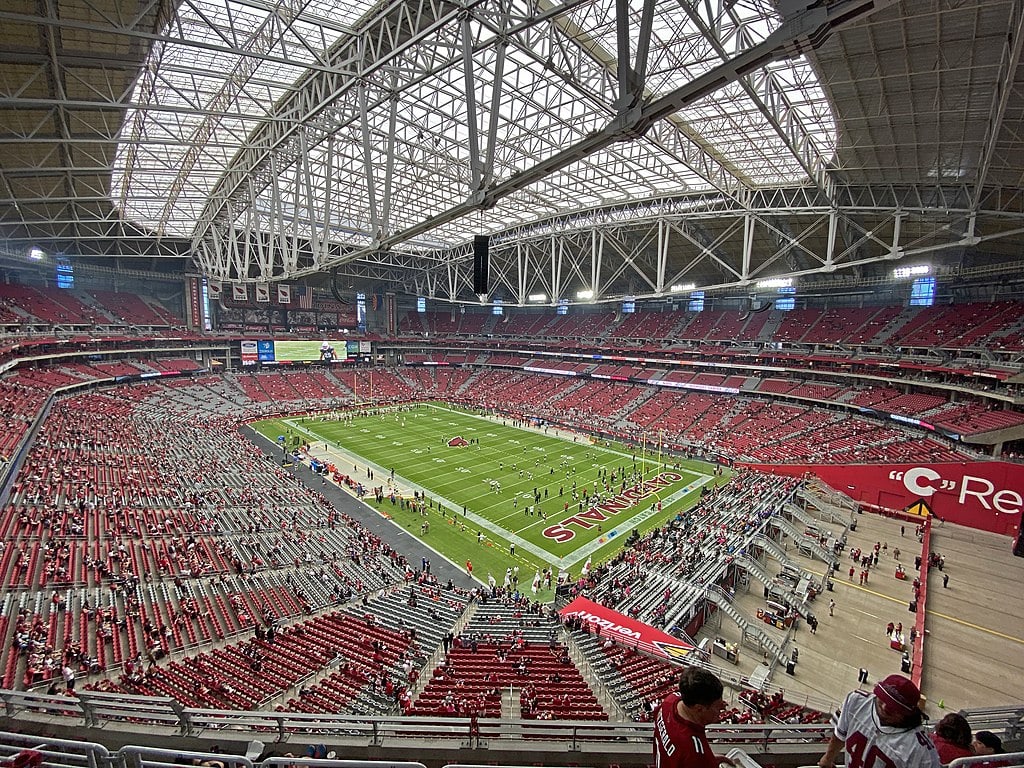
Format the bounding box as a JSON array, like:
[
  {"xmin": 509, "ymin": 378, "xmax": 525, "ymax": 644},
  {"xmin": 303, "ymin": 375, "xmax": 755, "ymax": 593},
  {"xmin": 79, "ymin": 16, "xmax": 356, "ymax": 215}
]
[{"xmin": 113, "ymin": 0, "xmax": 837, "ymax": 260}]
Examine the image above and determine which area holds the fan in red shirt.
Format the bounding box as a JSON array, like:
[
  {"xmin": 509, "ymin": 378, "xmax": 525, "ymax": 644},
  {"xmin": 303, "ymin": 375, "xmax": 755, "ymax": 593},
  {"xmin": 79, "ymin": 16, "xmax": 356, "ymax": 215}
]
[
  {"xmin": 930, "ymin": 713, "xmax": 974, "ymax": 765},
  {"xmin": 654, "ymin": 668, "xmax": 736, "ymax": 768}
]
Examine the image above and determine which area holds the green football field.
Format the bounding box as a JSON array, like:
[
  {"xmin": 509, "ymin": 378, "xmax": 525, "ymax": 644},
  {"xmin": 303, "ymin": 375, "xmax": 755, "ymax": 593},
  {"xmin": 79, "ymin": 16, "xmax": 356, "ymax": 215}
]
[{"xmin": 253, "ymin": 403, "xmax": 729, "ymax": 597}]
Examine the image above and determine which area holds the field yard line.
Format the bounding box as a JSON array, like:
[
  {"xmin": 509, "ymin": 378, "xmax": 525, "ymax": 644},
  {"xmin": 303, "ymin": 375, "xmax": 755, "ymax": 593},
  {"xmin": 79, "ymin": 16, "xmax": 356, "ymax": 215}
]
[
  {"xmin": 285, "ymin": 411, "xmax": 711, "ymax": 572},
  {"xmin": 543, "ymin": 474, "xmax": 716, "ymax": 568},
  {"xmin": 506, "ymin": 466, "xmax": 705, "ymax": 534},
  {"xmin": 423, "ymin": 403, "xmax": 660, "ymax": 464},
  {"xmin": 495, "ymin": 507, "xmax": 528, "ymax": 524},
  {"xmin": 283, "ymin": 416, "xmax": 570, "ymax": 567},
  {"xmin": 262, "ymin": 421, "xmax": 493, "ymax": 585}
]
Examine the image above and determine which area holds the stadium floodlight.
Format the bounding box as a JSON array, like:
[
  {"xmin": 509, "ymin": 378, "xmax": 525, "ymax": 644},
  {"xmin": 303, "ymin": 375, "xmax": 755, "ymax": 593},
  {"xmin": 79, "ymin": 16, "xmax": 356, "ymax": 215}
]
[
  {"xmin": 29, "ymin": 247, "xmax": 45, "ymax": 260},
  {"xmin": 528, "ymin": 293, "xmax": 547, "ymax": 302},
  {"xmin": 576, "ymin": 289, "xmax": 594, "ymax": 300},
  {"xmin": 670, "ymin": 283, "xmax": 696, "ymax": 292},
  {"xmin": 893, "ymin": 264, "xmax": 930, "ymax": 279},
  {"xmin": 756, "ymin": 277, "xmax": 793, "ymax": 289}
]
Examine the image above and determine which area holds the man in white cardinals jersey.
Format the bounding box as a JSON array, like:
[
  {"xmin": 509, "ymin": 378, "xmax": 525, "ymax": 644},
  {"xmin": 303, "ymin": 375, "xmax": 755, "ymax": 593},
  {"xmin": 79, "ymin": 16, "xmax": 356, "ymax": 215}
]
[{"xmin": 819, "ymin": 674, "xmax": 939, "ymax": 768}]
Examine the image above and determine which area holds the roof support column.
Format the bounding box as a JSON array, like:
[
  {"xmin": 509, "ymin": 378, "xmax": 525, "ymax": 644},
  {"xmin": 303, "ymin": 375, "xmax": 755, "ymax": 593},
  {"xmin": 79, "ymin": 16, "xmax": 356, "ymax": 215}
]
[
  {"xmin": 517, "ymin": 240, "xmax": 528, "ymax": 304},
  {"xmin": 358, "ymin": 80, "xmax": 381, "ymax": 242},
  {"xmin": 381, "ymin": 85, "xmax": 400, "ymax": 238},
  {"xmin": 591, "ymin": 228, "xmax": 604, "ymax": 301},
  {"xmin": 971, "ymin": 0, "xmax": 1024, "ymax": 210},
  {"xmin": 446, "ymin": 261, "xmax": 460, "ymax": 301},
  {"xmin": 825, "ymin": 209, "xmax": 838, "ymax": 270},
  {"xmin": 320, "ymin": 136, "xmax": 335, "ymax": 269},
  {"xmin": 742, "ymin": 213, "xmax": 754, "ymax": 283},
  {"xmin": 614, "ymin": 0, "xmax": 655, "ymax": 112},
  {"xmin": 551, "ymin": 234, "xmax": 564, "ymax": 304},
  {"xmin": 462, "ymin": 14, "xmax": 484, "ymax": 195},
  {"xmin": 891, "ymin": 212, "xmax": 903, "ymax": 259},
  {"xmin": 656, "ymin": 218, "xmax": 668, "ymax": 293}
]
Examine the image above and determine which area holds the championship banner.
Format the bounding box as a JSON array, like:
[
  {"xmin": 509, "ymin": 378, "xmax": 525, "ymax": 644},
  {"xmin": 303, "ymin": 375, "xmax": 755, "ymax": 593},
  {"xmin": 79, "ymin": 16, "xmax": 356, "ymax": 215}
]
[
  {"xmin": 232, "ymin": 283, "xmax": 248, "ymax": 302},
  {"xmin": 559, "ymin": 596, "xmax": 693, "ymax": 662},
  {"xmin": 740, "ymin": 461, "xmax": 1023, "ymax": 536},
  {"xmin": 207, "ymin": 279, "xmax": 222, "ymax": 299},
  {"xmin": 277, "ymin": 284, "xmax": 291, "ymax": 304},
  {"xmin": 255, "ymin": 283, "xmax": 271, "ymax": 303},
  {"xmin": 187, "ymin": 277, "xmax": 202, "ymax": 329}
]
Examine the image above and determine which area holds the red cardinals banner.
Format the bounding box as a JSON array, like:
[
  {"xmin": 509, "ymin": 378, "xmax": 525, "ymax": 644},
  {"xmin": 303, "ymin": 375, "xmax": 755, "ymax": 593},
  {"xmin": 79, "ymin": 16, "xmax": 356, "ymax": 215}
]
[
  {"xmin": 559, "ymin": 596, "xmax": 693, "ymax": 662},
  {"xmin": 740, "ymin": 462, "xmax": 1023, "ymax": 536},
  {"xmin": 187, "ymin": 277, "xmax": 202, "ymax": 329}
]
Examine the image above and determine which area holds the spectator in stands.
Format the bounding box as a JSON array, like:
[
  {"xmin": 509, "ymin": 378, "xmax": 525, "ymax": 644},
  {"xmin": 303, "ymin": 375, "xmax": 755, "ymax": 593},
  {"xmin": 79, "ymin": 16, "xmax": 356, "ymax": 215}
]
[
  {"xmin": 972, "ymin": 732, "xmax": 1006, "ymax": 762},
  {"xmin": 818, "ymin": 674, "xmax": 938, "ymax": 768},
  {"xmin": 930, "ymin": 713, "xmax": 974, "ymax": 764},
  {"xmin": 653, "ymin": 668, "xmax": 735, "ymax": 768}
]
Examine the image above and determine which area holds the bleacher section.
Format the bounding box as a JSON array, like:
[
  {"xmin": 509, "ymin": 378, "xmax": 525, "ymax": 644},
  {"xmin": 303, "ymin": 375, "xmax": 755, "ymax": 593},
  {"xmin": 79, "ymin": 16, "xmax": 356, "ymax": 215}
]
[
  {"xmin": 412, "ymin": 600, "xmax": 606, "ymax": 720},
  {"xmin": 0, "ymin": 384, "xmax": 413, "ymax": 696},
  {"xmin": 0, "ymin": 285, "xmax": 183, "ymax": 328},
  {"xmin": 90, "ymin": 291, "xmax": 174, "ymax": 326},
  {"xmin": 0, "ymin": 331, "xmax": 1020, "ymax": 731}
]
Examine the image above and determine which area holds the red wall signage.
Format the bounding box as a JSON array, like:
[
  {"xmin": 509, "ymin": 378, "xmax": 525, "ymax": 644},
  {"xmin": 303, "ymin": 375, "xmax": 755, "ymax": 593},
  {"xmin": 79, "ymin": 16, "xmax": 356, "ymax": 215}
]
[
  {"xmin": 740, "ymin": 461, "xmax": 1023, "ymax": 536},
  {"xmin": 559, "ymin": 596, "xmax": 692, "ymax": 660}
]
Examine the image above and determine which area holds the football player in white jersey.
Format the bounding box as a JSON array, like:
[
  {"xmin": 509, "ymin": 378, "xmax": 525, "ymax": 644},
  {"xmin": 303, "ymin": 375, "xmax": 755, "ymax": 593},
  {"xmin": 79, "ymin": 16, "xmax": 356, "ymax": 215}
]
[{"xmin": 819, "ymin": 674, "xmax": 939, "ymax": 768}]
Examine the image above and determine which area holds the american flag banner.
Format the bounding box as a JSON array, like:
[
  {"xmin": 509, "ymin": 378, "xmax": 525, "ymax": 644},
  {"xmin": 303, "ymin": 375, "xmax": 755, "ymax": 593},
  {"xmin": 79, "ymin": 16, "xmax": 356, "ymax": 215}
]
[
  {"xmin": 207, "ymin": 280, "xmax": 222, "ymax": 299},
  {"xmin": 255, "ymin": 282, "xmax": 271, "ymax": 303},
  {"xmin": 277, "ymin": 284, "xmax": 292, "ymax": 304},
  {"xmin": 296, "ymin": 285, "xmax": 314, "ymax": 309},
  {"xmin": 232, "ymin": 283, "xmax": 248, "ymax": 302}
]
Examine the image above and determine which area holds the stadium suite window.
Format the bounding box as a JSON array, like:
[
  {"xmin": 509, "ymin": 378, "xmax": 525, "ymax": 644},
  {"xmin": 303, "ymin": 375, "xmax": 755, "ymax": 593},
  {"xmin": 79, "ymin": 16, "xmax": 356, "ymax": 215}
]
[
  {"xmin": 688, "ymin": 291, "xmax": 704, "ymax": 312},
  {"xmin": 909, "ymin": 277, "xmax": 936, "ymax": 306},
  {"xmin": 777, "ymin": 285, "xmax": 795, "ymax": 311},
  {"xmin": 492, "ymin": 299, "xmax": 503, "ymax": 316},
  {"xmin": 417, "ymin": 297, "xmax": 426, "ymax": 313},
  {"xmin": 557, "ymin": 299, "xmax": 568, "ymax": 315},
  {"xmin": 56, "ymin": 257, "xmax": 74, "ymax": 288}
]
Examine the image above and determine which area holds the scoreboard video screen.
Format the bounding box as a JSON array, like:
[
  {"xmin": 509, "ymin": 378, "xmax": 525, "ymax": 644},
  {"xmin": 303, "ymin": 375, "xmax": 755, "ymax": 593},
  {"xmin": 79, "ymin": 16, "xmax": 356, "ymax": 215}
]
[{"xmin": 240, "ymin": 339, "xmax": 349, "ymax": 365}]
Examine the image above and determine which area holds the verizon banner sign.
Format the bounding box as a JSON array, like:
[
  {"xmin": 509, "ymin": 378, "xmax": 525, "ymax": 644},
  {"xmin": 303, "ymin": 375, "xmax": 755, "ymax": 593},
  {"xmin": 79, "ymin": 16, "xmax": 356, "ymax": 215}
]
[
  {"xmin": 559, "ymin": 596, "xmax": 693, "ymax": 662},
  {"xmin": 741, "ymin": 462, "xmax": 1023, "ymax": 536}
]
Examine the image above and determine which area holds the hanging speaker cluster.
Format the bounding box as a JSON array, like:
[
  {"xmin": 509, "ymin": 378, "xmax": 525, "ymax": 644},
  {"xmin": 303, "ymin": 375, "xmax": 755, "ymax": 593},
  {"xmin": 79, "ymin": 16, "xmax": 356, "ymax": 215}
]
[{"xmin": 473, "ymin": 235, "xmax": 489, "ymax": 295}]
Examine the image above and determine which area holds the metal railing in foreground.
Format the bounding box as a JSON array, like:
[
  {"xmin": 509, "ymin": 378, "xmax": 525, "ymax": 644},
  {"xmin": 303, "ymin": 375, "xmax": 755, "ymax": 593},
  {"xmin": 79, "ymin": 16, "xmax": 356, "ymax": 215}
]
[
  {"xmin": 0, "ymin": 732, "xmax": 785, "ymax": 768},
  {"xmin": 2, "ymin": 689, "xmax": 1021, "ymax": 760},
  {"xmin": 949, "ymin": 755, "xmax": 1024, "ymax": 768},
  {"xmin": 0, "ymin": 687, "xmax": 836, "ymax": 749}
]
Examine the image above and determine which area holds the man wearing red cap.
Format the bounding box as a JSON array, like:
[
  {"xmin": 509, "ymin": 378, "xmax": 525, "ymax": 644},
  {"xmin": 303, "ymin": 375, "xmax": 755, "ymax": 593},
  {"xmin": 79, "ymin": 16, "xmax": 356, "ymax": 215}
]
[{"xmin": 818, "ymin": 674, "xmax": 939, "ymax": 768}]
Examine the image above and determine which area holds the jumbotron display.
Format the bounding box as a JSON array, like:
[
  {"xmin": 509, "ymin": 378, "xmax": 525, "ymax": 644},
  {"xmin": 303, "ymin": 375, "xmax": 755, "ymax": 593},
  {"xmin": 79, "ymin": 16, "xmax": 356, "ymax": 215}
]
[{"xmin": 240, "ymin": 339, "xmax": 349, "ymax": 365}]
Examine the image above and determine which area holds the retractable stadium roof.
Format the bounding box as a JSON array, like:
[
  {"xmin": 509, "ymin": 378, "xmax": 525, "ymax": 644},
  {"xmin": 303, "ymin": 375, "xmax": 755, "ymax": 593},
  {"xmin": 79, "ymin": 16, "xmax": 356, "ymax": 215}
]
[{"xmin": 1, "ymin": 0, "xmax": 1023, "ymax": 304}]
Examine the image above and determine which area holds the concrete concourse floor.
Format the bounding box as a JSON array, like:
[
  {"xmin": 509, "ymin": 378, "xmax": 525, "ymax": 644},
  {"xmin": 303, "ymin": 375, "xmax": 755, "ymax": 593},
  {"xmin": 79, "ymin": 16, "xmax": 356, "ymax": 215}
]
[{"xmin": 692, "ymin": 510, "xmax": 1024, "ymax": 715}]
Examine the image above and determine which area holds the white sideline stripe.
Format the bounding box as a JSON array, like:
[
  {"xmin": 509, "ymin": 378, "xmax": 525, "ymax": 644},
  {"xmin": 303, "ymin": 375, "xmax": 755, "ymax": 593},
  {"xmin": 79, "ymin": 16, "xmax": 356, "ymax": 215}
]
[{"xmin": 280, "ymin": 409, "xmax": 712, "ymax": 571}]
